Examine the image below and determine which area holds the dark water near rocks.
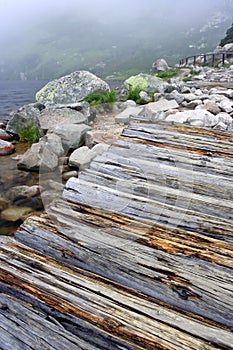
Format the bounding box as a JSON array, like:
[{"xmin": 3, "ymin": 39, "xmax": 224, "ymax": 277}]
[
  {"xmin": 0, "ymin": 80, "xmax": 47, "ymax": 235},
  {"xmin": 0, "ymin": 80, "xmax": 48, "ymax": 121}
]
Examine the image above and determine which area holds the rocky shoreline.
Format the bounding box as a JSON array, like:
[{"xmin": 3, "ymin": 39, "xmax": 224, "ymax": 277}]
[{"xmin": 0, "ymin": 60, "xmax": 233, "ymax": 234}]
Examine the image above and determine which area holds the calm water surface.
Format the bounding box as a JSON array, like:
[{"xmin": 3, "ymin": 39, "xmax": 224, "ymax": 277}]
[{"xmin": 0, "ymin": 80, "xmax": 48, "ymax": 120}]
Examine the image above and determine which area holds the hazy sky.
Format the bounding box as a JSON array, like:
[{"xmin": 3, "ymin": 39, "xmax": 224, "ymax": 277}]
[
  {"xmin": 0, "ymin": 0, "xmax": 225, "ymax": 28},
  {"xmin": 0, "ymin": 0, "xmax": 231, "ymax": 46},
  {"xmin": 0, "ymin": 0, "xmax": 229, "ymax": 51},
  {"xmin": 0, "ymin": 0, "xmax": 232, "ymax": 79}
]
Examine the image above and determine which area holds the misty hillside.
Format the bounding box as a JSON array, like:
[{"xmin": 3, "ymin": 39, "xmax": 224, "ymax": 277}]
[{"xmin": 0, "ymin": 0, "xmax": 233, "ymax": 80}]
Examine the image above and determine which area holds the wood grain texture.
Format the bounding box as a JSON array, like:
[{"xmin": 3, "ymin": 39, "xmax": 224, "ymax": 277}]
[{"xmin": 0, "ymin": 121, "xmax": 233, "ymax": 349}]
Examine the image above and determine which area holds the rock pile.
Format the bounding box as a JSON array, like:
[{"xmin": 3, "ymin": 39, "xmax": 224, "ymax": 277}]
[
  {"xmin": 114, "ymin": 67, "xmax": 233, "ymax": 131},
  {"xmin": 188, "ymin": 65, "xmax": 233, "ymax": 83}
]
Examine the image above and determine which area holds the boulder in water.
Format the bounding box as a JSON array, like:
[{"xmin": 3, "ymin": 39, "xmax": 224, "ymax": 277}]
[
  {"xmin": 6, "ymin": 103, "xmax": 43, "ymax": 136},
  {"xmin": 0, "ymin": 139, "xmax": 15, "ymax": 156}
]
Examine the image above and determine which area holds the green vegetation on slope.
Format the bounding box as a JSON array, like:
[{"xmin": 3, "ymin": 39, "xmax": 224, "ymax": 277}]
[{"xmin": 220, "ymin": 23, "xmax": 233, "ymax": 46}]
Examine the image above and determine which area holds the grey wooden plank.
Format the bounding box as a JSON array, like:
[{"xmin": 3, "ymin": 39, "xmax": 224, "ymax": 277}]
[
  {"xmin": 0, "ymin": 239, "xmax": 232, "ymax": 350},
  {"xmin": 12, "ymin": 204, "xmax": 233, "ymax": 328},
  {"xmin": 63, "ymin": 177, "xmax": 233, "ymax": 242}
]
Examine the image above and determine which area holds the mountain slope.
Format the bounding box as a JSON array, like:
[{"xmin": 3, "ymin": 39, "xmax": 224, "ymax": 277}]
[{"xmin": 0, "ymin": 1, "xmax": 233, "ymax": 80}]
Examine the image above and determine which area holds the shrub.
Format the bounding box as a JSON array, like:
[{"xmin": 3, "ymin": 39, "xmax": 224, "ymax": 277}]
[
  {"xmin": 18, "ymin": 121, "xmax": 40, "ymax": 144},
  {"xmin": 126, "ymin": 87, "xmax": 146, "ymax": 105},
  {"xmin": 126, "ymin": 86, "xmax": 158, "ymax": 105},
  {"xmin": 84, "ymin": 90, "xmax": 117, "ymax": 106}
]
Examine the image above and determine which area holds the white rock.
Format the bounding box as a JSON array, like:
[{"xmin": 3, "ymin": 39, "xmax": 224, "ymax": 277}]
[
  {"xmin": 69, "ymin": 146, "xmax": 93, "ymax": 170},
  {"xmin": 213, "ymin": 122, "xmax": 228, "ymax": 131},
  {"xmin": 90, "ymin": 143, "xmax": 110, "ymax": 156},
  {"xmin": 166, "ymin": 110, "xmax": 216, "ymax": 126},
  {"xmin": 139, "ymin": 91, "xmax": 152, "ymax": 102},
  {"xmin": 145, "ymin": 99, "xmax": 179, "ymax": 113},
  {"xmin": 115, "ymin": 106, "xmax": 143, "ymax": 124},
  {"xmin": 210, "ymin": 88, "xmax": 233, "ymax": 99},
  {"xmin": 194, "ymin": 89, "xmax": 203, "ymax": 96},
  {"xmin": 121, "ymin": 100, "xmax": 137, "ymax": 109},
  {"xmin": 168, "ymin": 90, "xmax": 185, "ymax": 104},
  {"xmin": 216, "ymin": 112, "xmax": 232, "ymax": 127},
  {"xmin": 183, "ymin": 93, "xmax": 197, "ymax": 102},
  {"xmin": 219, "ymin": 100, "xmax": 233, "ymax": 113}
]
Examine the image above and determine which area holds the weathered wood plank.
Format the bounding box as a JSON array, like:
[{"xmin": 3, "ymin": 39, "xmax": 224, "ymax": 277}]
[
  {"xmin": 0, "ymin": 238, "xmax": 233, "ymax": 350},
  {"xmin": 64, "ymin": 177, "xmax": 233, "ymax": 242},
  {"xmin": 0, "ymin": 121, "xmax": 233, "ymax": 349},
  {"xmin": 13, "ymin": 200, "xmax": 233, "ymax": 329},
  {"xmin": 78, "ymin": 168, "xmax": 233, "ymax": 219},
  {"xmin": 121, "ymin": 127, "xmax": 233, "ymax": 157},
  {"xmin": 107, "ymin": 139, "xmax": 233, "ymax": 181},
  {"xmin": 0, "ymin": 292, "xmax": 135, "ymax": 350}
]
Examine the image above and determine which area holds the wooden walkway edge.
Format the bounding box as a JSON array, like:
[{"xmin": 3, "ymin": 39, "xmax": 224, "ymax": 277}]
[
  {"xmin": 0, "ymin": 118, "xmax": 233, "ymax": 349},
  {"xmin": 179, "ymin": 50, "xmax": 233, "ymax": 66}
]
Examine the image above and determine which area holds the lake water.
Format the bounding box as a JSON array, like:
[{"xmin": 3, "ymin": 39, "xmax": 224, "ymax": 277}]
[
  {"xmin": 0, "ymin": 80, "xmax": 48, "ymax": 120},
  {"xmin": 0, "ymin": 80, "xmax": 47, "ymax": 235}
]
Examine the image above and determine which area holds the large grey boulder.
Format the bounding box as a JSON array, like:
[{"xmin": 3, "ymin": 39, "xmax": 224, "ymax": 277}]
[
  {"xmin": 6, "ymin": 103, "xmax": 43, "ymax": 136},
  {"xmin": 52, "ymin": 123, "xmax": 91, "ymax": 149},
  {"xmin": 152, "ymin": 58, "xmax": 169, "ymax": 72},
  {"xmin": 124, "ymin": 73, "xmax": 164, "ymax": 94},
  {"xmin": 18, "ymin": 133, "xmax": 64, "ymax": 171},
  {"xmin": 54, "ymin": 101, "xmax": 92, "ymax": 121},
  {"xmin": 39, "ymin": 108, "xmax": 87, "ymax": 132},
  {"xmin": 35, "ymin": 71, "xmax": 110, "ymax": 107}
]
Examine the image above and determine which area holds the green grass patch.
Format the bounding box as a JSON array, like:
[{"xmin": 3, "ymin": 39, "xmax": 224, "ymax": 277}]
[
  {"xmin": 18, "ymin": 121, "xmax": 40, "ymax": 144},
  {"xmin": 105, "ymin": 69, "xmax": 150, "ymax": 81},
  {"xmin": 155, "ymin": 68, "xmax": 181, "ymax": 80},
  {"xmin": 182, "ymin": 68, "xmax": 201, "ymax": 82},
  {"xmin": 183, "ymin": 76, "xmax": 192, "ymax": 82},
  {"xmin": 84, "ymin": 90, "xmax": 117, "ymax": 106}
]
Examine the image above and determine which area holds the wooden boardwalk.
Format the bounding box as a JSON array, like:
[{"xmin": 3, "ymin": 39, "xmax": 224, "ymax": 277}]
[{"xmin": 0, "ymin": 117, "xmax": 233, "ymax": 349}]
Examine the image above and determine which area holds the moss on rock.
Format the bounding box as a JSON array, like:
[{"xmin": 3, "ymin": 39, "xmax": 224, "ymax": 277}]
[
  {"xmin": 35, "ymin": 71, "xmax": 110, "ymax": 107},
  {"xmin": 124, "ymin": 73, "xmax": 163, "ymax": 93}
]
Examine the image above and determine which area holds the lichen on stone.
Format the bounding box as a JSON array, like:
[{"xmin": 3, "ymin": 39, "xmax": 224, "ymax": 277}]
[{"xmin": 124, "ymin": 73, "xmax": 163, "ymax": 93}]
